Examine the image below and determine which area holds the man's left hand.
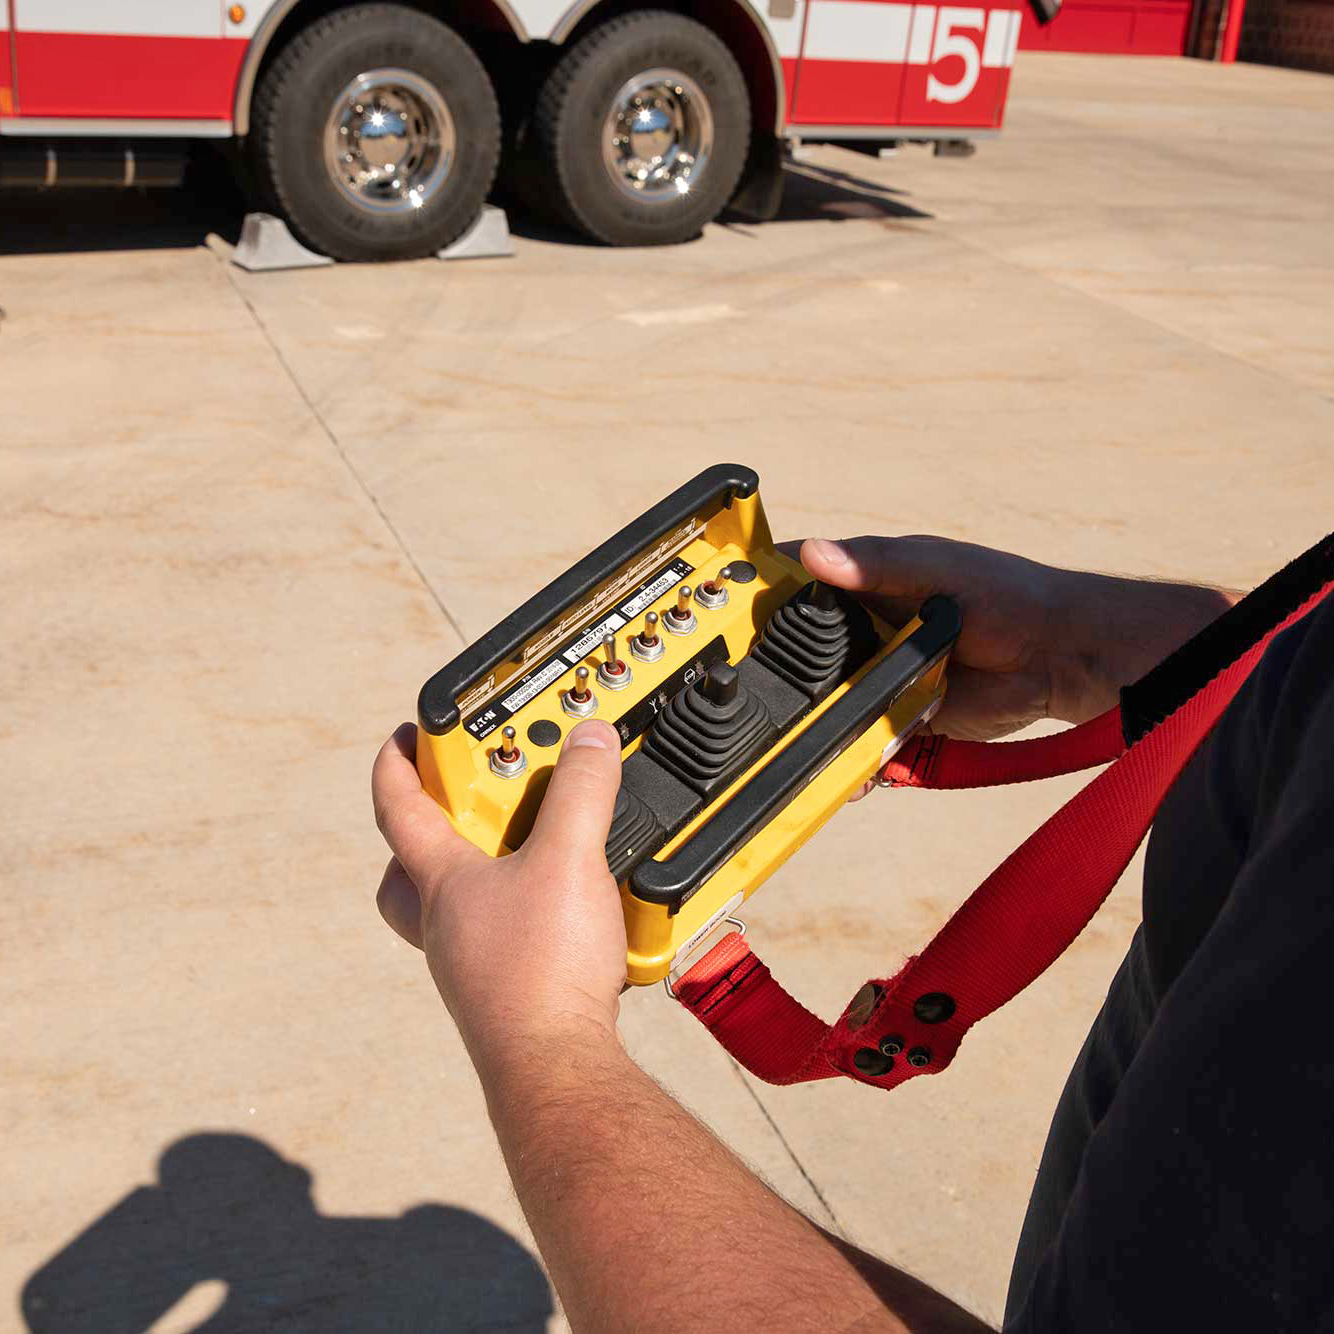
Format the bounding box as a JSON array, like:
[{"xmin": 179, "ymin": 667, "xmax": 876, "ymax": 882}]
[{"xmin": 372, "ymin": 720, "xmax": 627, "ymax": 1065}]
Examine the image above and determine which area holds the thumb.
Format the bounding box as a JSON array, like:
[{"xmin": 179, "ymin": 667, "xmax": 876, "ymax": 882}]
[
  {"xmin": 525, "ymin": 720, "xmax": 623, "ymax": 858},
  {"xmin": 800, "ymin": 536, "xmax": 931, "ymax": 624}
]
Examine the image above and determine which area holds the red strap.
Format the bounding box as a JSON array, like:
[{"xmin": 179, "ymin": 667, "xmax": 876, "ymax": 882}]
[
  {"xmin": 673, "ymin": 931, "xmax": 841, "ymax": 1084},
  {"xmin": 882, "ymin": 704, "xmax": 1126, "ymax": 791},
  {"xmin": 676, "ymin": 574, "xmax": 1334, "ymax": 1092}
]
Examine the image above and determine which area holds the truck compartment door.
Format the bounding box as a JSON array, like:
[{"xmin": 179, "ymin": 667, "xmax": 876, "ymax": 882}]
[
  {"xmin": 791, "ymin": 0, "xmax": 1028, "ymax": 131},
  {"xmin": 10, "ymin": 0, "xmax": 237, "ymax": 120}
]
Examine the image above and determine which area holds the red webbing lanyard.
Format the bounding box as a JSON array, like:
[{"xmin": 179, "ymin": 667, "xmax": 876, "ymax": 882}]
[{"xmin": 675, "ymin": 560, "xmax": 1334, "ymax": 1093}]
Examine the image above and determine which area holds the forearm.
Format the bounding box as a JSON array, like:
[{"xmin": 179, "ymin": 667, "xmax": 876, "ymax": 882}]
[
  {"xmin": 1044, "ymin": 567, "xmax": 1242, "ymax": 724},
  {"xmin": 476, "ymin": 1026, "xmax": 988, "ymax": 1333}
]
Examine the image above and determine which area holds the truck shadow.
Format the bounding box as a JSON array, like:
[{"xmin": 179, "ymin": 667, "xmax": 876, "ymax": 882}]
[
  {"xmin": 19, "ymin": 1132, "xmax": 553, "ymax": 1333},
  {"xmin": 767, "ymin": 160, "xmax": 934, "ymax": 223},
  {"xmin": 0, "ymin": 158, "xmax": 929, "ymax": 258}
]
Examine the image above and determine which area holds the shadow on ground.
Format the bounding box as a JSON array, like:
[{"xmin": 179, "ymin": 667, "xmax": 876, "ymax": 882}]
[
  {"xmin": 755, "ymin": 160, "xmax": 933, "ymax": 224},
  {"xmin": 0, "ymin": 155, "xmax": 929, "ymax": 258},
  {"xmin": 19, "ymin": 1133, "xmax": 552, "ymax": 1333}
]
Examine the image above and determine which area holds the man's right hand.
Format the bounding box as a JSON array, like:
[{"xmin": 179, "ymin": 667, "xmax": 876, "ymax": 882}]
[{"xmin": 798, "ymin": 536, "xmax": 1240, "ymax": 743}]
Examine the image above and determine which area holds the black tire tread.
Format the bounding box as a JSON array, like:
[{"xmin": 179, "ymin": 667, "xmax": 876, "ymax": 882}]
[
  {"xmin": 249, "ymin": 3, "xmax": 500, "ymax": 261},
  {"xmin": 532, "ymin": 10, "xmax": 750, "ymax": 245}
]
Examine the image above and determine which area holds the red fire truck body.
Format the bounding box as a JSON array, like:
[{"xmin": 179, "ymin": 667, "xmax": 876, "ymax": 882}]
[{"xmin": 0, "ymin": 0, "xmax": 1054, "ymax": 258}]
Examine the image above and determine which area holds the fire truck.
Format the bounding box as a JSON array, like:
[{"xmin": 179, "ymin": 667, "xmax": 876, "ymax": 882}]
[{"xmin": 0, "ymin": 0, "xmax": 1055, "ymax": 260}]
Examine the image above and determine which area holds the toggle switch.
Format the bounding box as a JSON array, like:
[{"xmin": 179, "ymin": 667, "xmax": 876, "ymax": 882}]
[
  {"xmin": 563, "ymin": 664, "xmax": 599, "ymax": 718},
  {"xmin": 489, "ymin": 724, "xmax": 527, "ymax": 778},
  {"xmin": 695, "ymin": 565, "xmax": 732, "ymax": 610},
  {"xmin": 631, "ymin": 610, "xmax": 666, "ymax": 663},
  {"xmin": 663, "ymin": 584, "xmax": 698, "ymax": 636},
  {"xmin": 596, "ymin": 632, "xmax": 633, "ymax": 690}
]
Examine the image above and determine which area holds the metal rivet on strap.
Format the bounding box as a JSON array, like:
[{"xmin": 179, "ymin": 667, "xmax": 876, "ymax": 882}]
[
  {"xmin": 846, "ymin": 983, "xmax": 882, "ymax": 1031},
  {"xmin": 853, "ymin": 1047, "xmax": 894, "ymax": 1076},
  {"xmin": 913, "ymin": 992, "xmax": 956, "ymax": 1025},
  {"xmin": 878, "ymin": 1035, "xmax": 904, "ymax": 1057},
  {"xmin": 907, "ymin": 1047, "xmax": 932, "ymax": 1067}
]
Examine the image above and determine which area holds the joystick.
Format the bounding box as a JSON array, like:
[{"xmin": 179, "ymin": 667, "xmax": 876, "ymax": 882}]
[
  {"xmin": 642, "ymin": 661, "xmax": 775, "ymax": 798},
  {"xmin": 604, "ymin": 785, "xmax": 665, "ymax": 880},
  {"xmin": 751, "ymin": 581, "xmax": 876, "ymax": 701}
]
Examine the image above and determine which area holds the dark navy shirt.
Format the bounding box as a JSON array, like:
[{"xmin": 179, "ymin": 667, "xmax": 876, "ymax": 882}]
[{"xmin": 1004, "ymin": 595, "xmax": 1334, "ymax": 1332}]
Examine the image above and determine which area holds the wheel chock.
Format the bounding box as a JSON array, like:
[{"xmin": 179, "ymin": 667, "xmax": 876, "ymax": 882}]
[
  {"xmin": 437, "ymin": 205, "xmax": 514, "ymax": 261},
  {"xmin": 230, "ymin": 213, "xmax": 334, "ymax": 272}
]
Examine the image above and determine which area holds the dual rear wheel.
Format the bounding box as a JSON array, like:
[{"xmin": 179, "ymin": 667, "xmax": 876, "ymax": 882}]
[{"xmin": 247, "ymin": 5, "xmax": 751, "ymax": 260}]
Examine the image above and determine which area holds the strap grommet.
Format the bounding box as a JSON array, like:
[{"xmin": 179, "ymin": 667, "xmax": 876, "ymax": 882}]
[
  {"xmin": 913, "ymin": 992, "xmax": 956, "ymax": 1024},
  {"xmin": 845, "ymin": 983, "xmax": 882, "ymax": 1031},
  {"xmin": 907, "ymin": 1046, "xmax": 932, "ymax": 1067},
  {"xmin": 853, "ymin": 1047, "xmax": 894, "ymax": 1076},
  {"xmin": 878, "ymin": 1035, "xmax": 904, "ymax": 1057}
]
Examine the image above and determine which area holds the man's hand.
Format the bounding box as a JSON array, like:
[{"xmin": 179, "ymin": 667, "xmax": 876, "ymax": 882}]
[
  {"xmin": 799, "ymin": 535, "xmax": 1240, "ymax": 744},
  {"xmin": 801, "ymin": 535, "xmax": 1065, "ymax": 741},
  {"xmin": 372, "ymin": 719, "xmax": 626, "ymax": 1065},
  {"xmin": 371, "ymin": 716, "xmax": 988, "ymax": 1334}
]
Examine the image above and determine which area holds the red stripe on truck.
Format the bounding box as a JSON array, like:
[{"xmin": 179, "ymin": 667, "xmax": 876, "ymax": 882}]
[{"xmin": 13, "ymin": 31, "xmax": 245, "ymax": 119}]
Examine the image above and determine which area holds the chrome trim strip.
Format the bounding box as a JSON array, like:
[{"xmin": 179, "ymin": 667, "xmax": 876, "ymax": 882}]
[
  {"xmin": 232, "ymin": 0, "xmax": 529, "ymax": 136},
  {"xmin": 547, "ymin": 0, "xmax": 786, "ymax": 133},
  {"xmin": 0, "ymin": 116, "xmax": 233, "ymax": 136}
]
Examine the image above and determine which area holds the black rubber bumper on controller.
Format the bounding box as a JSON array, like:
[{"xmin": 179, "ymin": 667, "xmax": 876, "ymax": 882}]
[
  {"xmin": 628, "ymin": 595, "xmax": 961, "ymax": 911},
  {"xmin": 418, "ymin": 464, "xmax": 758, "ymax": 735}
]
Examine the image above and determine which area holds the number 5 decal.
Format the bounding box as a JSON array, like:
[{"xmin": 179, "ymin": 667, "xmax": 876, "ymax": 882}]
[{"xmin": 928, "ymin": 7, "xmax": 984, "ymax": 104}]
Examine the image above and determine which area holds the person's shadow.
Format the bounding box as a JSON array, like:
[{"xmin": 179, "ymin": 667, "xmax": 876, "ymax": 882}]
[{"xmin": 20, "ymin": 1133, "xmax": 553, "ymax": 1332}]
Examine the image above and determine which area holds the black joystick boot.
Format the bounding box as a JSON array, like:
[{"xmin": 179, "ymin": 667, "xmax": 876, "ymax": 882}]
[
  {"xmin": 751, "ymin": 581, "xmax": 877, "ymax": 701},
  {"xmin": 642, "ymin": 662, "xmax": 776, "ymax": 799},
  {"xmin": 604, "ymin": 785, "xmax": 664, "ymax": 881}
]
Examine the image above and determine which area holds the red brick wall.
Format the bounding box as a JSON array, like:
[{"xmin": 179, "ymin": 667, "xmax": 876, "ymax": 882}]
[{"xmin": 1238, "ymin": 0, "xmax": 1334, "ymax": 72}]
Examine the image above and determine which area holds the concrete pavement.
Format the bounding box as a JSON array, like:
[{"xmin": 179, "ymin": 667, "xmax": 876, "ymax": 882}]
[{"xmin": 3, "ymin": 52, "xmax": 1332, "ymax": 1330}]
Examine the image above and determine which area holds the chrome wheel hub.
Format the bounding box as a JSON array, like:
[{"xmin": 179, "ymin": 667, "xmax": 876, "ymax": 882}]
[
  {"xmin": 600, "ymin": 68, "xmax": 714, "ymax": 203},
  {"xmin": 323, "ymin": 68, "xmax": 455, "ymax": 213}
]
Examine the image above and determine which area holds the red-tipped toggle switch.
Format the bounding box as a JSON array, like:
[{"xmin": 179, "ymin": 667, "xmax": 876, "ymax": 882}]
[
  {"xmin": 663, "ymin": 584, "xmax": 698, "ymax": 635},
  {"xmin": 632, "ymin": 610, "xmax": 665, "ymax": 662},
  {"xmin": 489, "ymin": 724, "xmax": 527, "ymax": 778},
  {"xmin": 597, "ymin": 632, "xmax": 632, "ymax": 690},
  {"xmin": 696, "ymin": 565, "xmax": 732, "ymax": 609},
  {"xmin": 563, "ymin": 664, "xmax": 597, "ymax": 718}
]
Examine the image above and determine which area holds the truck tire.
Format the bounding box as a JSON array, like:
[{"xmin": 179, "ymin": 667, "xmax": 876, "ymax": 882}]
[
  {"xmin": 532, "ymin": 11, "xmax": 750, "ymax": 246},
  {"xmin": 248, "ymin": 4, "xmax": 500, "ymax": 262}
]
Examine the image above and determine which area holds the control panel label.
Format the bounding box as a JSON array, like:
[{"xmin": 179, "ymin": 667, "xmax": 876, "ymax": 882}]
[
  {"xmin": 464, "ymin": 556, "xmax": 695, "ymax": 742},
  {"xmin": 563, "ymin": 612, "xmax": 628, "ymax": 666}
]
